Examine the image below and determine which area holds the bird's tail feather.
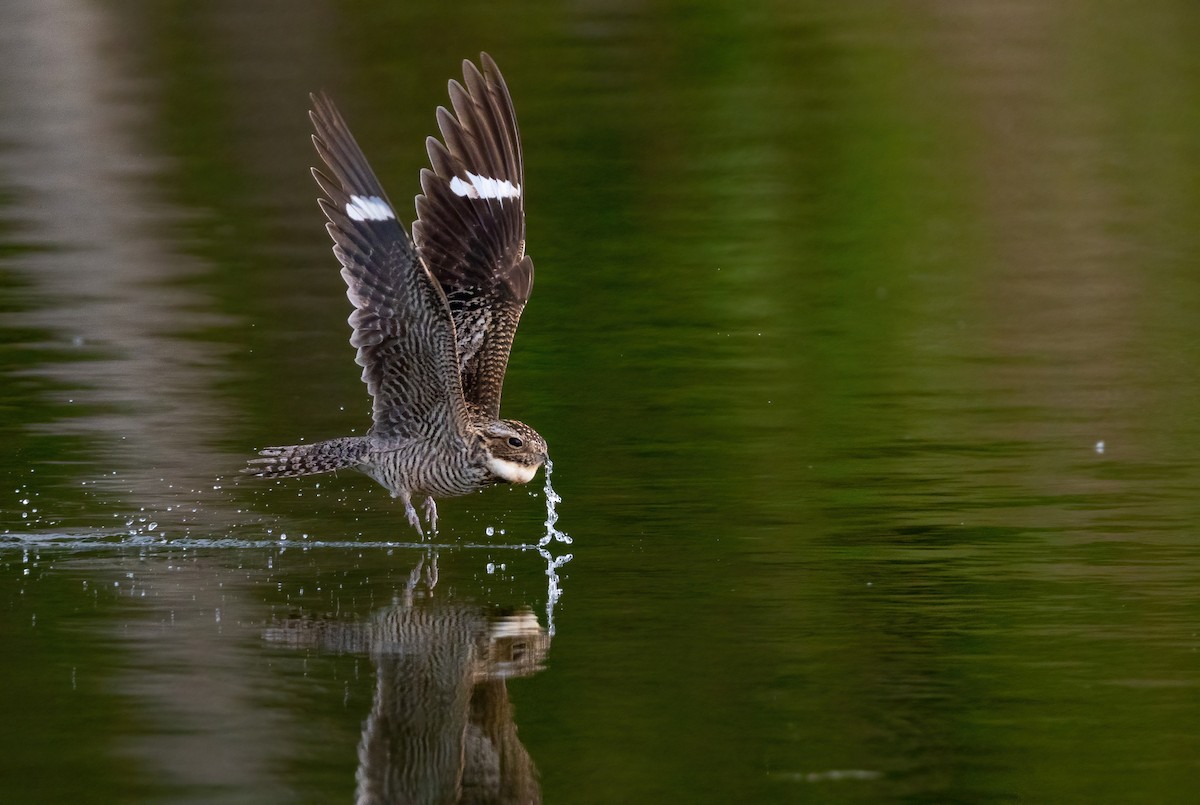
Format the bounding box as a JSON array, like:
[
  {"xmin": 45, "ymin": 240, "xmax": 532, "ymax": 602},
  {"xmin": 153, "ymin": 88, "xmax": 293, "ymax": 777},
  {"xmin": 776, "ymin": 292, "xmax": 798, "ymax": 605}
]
[{"xmin": 243, "ymin": 437, "xmax": 369, "ymax": 478}]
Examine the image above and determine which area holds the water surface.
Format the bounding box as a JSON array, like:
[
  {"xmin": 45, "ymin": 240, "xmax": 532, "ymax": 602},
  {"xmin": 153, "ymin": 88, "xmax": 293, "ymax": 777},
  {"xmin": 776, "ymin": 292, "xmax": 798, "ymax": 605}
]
[{"xmin": 3, "ymin": 1, "xmax": 1200, "ymax": 802}]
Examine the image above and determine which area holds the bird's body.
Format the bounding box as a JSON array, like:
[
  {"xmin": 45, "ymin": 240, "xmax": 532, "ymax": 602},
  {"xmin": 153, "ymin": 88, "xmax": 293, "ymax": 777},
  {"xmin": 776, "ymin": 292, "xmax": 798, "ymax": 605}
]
[{"xmin": 244, "ymin": 54, "xmax": 547, "ymax": 535}]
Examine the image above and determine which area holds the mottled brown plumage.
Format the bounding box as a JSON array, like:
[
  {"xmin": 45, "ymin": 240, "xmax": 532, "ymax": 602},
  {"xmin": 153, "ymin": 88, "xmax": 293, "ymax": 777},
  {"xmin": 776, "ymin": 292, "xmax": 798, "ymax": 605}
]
[
  {"xmin": 264, "ymin": 557, "xmax": 547, "ymax": 803},
  {"xmin": 244, "ymin": 54, "xmax": 547, "ymax": 535},
  {"xmin": 414, "ymin": 53, "xmax": 534, "ymax": 419}
]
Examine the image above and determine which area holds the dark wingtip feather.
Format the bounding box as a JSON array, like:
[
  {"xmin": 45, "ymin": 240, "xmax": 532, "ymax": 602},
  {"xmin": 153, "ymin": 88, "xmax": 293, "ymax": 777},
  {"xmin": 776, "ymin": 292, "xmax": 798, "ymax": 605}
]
[{"xmin": 410, "ymin": 55, "xmax": 535, "ymax": 417}]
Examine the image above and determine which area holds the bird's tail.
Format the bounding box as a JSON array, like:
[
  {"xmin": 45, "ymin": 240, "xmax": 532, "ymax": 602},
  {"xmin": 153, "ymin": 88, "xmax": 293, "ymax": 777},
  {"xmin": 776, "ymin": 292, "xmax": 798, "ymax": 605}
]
[{"xmin": 242, "ymin": 436, "xmax": 370, "ymax": 478}]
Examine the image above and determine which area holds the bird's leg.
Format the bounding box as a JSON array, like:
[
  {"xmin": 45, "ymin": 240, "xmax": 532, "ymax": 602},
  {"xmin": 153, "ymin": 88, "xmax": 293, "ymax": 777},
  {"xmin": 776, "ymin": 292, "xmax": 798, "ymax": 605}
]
[
  {"xmin": 424, "ymin": 548, "xmax": 439, "ymax": 591},
  {"xmin": 423, "ymin": 496, "xmax": 439, "ymax": 533},
  {"xmin": 402, "ymin": 555, "xmax": 425, "ymax": 606},
  {"xmin": 400, "ymin": 490, "xmax": 425, "ymax": 538}
]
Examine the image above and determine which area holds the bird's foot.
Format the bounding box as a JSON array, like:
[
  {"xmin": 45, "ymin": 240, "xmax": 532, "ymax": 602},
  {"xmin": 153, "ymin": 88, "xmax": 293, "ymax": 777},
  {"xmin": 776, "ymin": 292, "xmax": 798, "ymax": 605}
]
[
  {"xmin": 424, "ymin": 549, "xmax": 439, "ymax": 589},
  {"xmin": 423, "ymin": 496, "xmax": 439, "ymax": 533},
  {"xmin": 401, "ymin": 551, "xmax": 439, "ymax": 602},
  {"xmin": 402, "ymin": 496, "xmax": 425, "ymax": 539},
  {"xmin": 403, "ymin": 555, "xmax": 425, "ymax": 604}
]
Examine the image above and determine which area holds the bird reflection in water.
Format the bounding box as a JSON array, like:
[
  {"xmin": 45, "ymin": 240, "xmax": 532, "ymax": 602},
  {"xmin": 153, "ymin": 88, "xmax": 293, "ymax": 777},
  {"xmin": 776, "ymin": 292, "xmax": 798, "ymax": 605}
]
[{"xmin": 266, "ymin": 553, "xmax": 548, "ymax": 804}]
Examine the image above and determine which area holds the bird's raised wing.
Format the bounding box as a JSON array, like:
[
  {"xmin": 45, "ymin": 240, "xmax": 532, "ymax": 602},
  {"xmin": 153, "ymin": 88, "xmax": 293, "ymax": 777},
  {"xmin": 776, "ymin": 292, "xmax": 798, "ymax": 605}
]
[
  {"xmin": 310, "ymin": 93, "xmax": 469, "ymax": 443},
  {"xmin": 413, "ymin": 53, "xmax": 534, "ymax": 420}
]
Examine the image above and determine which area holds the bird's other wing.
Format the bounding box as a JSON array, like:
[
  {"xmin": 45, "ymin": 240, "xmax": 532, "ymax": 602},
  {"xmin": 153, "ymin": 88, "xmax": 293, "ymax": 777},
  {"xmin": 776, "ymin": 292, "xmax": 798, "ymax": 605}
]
[
  {"xmin": 413, "ymin": 52, "xmax": 534, "ymax": 420},
  {"xmin": 310, "ymin": 93, "xmax": 469, "ymax": 443}
]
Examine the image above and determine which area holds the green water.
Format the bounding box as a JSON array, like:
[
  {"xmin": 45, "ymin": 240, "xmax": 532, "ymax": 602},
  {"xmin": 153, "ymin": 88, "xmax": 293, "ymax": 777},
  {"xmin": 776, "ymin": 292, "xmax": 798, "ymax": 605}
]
[{"xmin": 3, "ymin": 1, "xmax": 1200, "ymax": 802}]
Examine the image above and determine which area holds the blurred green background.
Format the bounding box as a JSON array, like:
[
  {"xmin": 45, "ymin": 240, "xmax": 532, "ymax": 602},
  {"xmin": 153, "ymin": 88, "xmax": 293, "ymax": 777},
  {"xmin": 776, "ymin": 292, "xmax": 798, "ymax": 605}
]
[{"xmin": 2, "ymin": 1, "xmax": 1200, "ymax": 802}]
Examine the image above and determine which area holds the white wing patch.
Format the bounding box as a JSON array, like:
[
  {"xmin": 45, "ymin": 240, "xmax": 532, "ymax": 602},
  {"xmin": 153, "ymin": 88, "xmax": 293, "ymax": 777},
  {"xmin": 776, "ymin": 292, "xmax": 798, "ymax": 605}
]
[
  {"xmin": 346, "ymin": 195, "xmax": 395, "ymax": 221},
  {"xmin": 449, "ymin": 172, "xmax": 521, "ymax": 201}
]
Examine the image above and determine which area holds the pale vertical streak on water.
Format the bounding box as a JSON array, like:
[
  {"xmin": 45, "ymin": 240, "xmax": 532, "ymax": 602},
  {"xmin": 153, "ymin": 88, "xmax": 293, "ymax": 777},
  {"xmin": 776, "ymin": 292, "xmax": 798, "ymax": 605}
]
[
  {"xmin": 0, "ymin": 0, "xmax": 302, "ymax": 794},
  {"xmin": 0, "ymin": 0, "xmax": 240, "ymax": 505}
]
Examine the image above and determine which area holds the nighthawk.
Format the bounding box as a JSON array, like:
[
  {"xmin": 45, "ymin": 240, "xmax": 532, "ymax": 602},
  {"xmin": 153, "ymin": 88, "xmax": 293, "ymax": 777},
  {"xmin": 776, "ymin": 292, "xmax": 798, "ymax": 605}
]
[{"xmin": 244, "ymin": 53, "xmax": 547, "ymax": 535}]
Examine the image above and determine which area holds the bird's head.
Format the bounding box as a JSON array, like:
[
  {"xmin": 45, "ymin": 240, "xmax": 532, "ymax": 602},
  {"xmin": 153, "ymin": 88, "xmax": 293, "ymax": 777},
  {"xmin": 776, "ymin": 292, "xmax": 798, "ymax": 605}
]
[{"xmin": 481, "ymin": 420, "xmax": 547, "ymax": 484}]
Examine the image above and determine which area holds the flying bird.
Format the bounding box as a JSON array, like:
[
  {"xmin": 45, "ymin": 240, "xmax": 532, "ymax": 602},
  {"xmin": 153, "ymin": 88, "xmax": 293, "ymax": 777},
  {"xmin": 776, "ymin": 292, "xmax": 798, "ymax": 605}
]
[{"xmin": 244, "ymin": 53, "xmax": 546, "ymax": 535}]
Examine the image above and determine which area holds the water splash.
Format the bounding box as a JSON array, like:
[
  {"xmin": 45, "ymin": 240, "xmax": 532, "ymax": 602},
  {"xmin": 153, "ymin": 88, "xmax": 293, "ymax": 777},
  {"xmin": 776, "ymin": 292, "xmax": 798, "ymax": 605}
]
[
  {"xmin": 538, "ymin": 546, "xmax": 572, "ymax": 637},
  {"xmin": 539, "ymin": 457, "xmax": 571, "ymax": 547}
]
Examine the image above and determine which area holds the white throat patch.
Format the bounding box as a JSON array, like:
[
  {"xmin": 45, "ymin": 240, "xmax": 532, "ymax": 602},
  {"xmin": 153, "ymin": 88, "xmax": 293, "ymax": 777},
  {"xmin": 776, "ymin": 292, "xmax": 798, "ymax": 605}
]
[
  {"xmin": 449, "ymin": 172, "xmax": 521, "ymax": 201},
  {"xmin": 487, "ymin": 456, "xmax": 539, "ymax": 484}
]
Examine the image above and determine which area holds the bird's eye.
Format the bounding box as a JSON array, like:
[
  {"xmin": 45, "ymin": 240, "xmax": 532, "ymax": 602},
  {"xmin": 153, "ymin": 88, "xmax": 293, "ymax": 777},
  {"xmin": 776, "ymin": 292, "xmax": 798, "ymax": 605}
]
[{"xmin": 507, "ymin": 436, "xmax": 524, "ymax": 448}]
